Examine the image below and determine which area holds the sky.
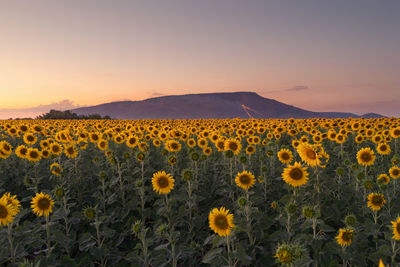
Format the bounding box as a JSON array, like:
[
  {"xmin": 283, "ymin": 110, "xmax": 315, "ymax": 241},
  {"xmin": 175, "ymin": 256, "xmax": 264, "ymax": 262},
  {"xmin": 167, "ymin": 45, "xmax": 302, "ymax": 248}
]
[{"xmin": 0, "ymin": 0, "xmax": 399, "ymax": 118}]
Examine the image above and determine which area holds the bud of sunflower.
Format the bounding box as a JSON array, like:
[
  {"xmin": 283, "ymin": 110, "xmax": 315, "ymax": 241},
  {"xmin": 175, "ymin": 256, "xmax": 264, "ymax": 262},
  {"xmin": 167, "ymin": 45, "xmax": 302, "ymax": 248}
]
[
  {"xmin": 344, "ymin": 214, "xmax": 357, "ymax": 227},
  {"xmin": 156, "ymin": 223, "xmax": 168, "ymax": 236},
  {"xmin": 363, "ymin": 180, "xmax": 373, "ymax": 190},
  {"xmin": 99, "ymin": 171, "xmax": 107, "ymax": 179},
  {"xmin": 262, "ymin": 165, "xmax": 268, "ymax": 173},
  {"xmin": 356, "ymin": 171, "xmax": 365, "ymax": 181},
  {"xmin": 23, "ymin": 176, "xmax": 33, "ymax": 187},
  {"xmin": 266, "ymin": 150, "xmax": 274, "ymax": 157},
  {"xmin": 285, "ymin": 203, "xmax": 297, "ymax": 215},
  {"xmin": 224, "ymin": 150, "xmax": 234, "ymax": 158},
  {"xmin": 108, "ymin": 157, "xmax": 116, "ymax": 165},
  {"xmin": 336, "ymin": 167, "xmax": 345, "ymax": 176},
  {"xmin": 274, "ymin": 243, "xmax": 304, "ymax": 265},
  {"xmin": 161, "ymin": 149, "xmax": 169, "ymax": 156},
  {"xmin": 239, "ymin": 155, "xmax": 247, "ymax": 164},
  {"xmin": 302, "ymin": 206, "xmax": 316, "ymax": 219},
  {"xmin": 182, "ymin": 169, "xmax": 193, "ymax": 181},
  {"xmin": 55, "ymin": 187, "xmax": 65, "ymax": 199},
  {"xmin": 93, "ymin": 156, "xmax": 99, "ymax": 163},
  {"xmin": 191, "ymin": 152, "xmax": 200, "ymax": 161},
  {"xmin": 190, "ymin": 241, "xmax": 197, "ymax": 249},
  {"xmin": 123, "ymin": 152, "xmax": 130, "ymax": 159},
  {"xmin": 392, "ymin": 154, "xmax": 400, "ymax": 165},
  {"xmin": 83, "ymin": 207, "xmax": 96, "ymax": 221},
  {"xmin": 201, "ymin": 155, "xmax": 206, "ymax": 161},
  {"xmin": 344, "ymin": 159, "xmax": 351, "ymax": 166},
  {"xmin": 135, "ymin": 180, "xmax": 143, "ymax": 188},
  {"xmin": 351, "ymin": 163, "xmax": 358, "ymax": 171},
  {"xmin": 270, "ymin": 201, "xmax": 278, "ymax": 209},
  {"xmin": 136, "ymin": 152, "xmax": 145, "ymax": 162},
  {"xmin": 131, "ymin": 220, "xmax": 142, "ymax": 235},
  {"xmin": 237, "ymin": 196, "xmax": 247, "ymax": 207}
]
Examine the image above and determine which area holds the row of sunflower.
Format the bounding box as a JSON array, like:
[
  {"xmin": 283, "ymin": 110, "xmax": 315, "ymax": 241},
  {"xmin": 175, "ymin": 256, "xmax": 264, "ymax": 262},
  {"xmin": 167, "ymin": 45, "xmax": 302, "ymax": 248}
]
[{"xmin": 0, "ymin": 118, "xmax": 400, "ymax": 266}]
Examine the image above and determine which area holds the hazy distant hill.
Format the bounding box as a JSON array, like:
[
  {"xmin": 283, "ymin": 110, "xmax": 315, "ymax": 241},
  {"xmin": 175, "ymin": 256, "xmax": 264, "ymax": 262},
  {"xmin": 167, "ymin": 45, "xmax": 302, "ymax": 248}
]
[{"xmin": 71, "ymin": 92, "xmax": 384, "ymax": 119}]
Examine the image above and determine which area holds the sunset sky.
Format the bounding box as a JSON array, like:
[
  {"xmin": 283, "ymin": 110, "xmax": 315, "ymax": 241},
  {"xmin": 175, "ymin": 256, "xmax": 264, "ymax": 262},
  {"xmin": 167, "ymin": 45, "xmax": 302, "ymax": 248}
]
[{"xmin": 1, "ymin": 0, "xmax": 399, "ymax": 118}]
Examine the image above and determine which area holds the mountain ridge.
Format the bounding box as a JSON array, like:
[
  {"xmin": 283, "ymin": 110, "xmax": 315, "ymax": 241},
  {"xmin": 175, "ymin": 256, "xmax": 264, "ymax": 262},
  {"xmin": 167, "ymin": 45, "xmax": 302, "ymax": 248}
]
[{"xmin": 71, "ymin": 92, "xmax": 385, "ymax": 119}]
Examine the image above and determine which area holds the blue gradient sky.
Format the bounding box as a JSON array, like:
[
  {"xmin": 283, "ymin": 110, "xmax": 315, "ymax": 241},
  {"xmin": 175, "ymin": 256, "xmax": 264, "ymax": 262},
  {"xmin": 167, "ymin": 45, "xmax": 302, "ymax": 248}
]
[{"xmin": 0, "ymin": 0, "xmax": 399, "ymax": 118}]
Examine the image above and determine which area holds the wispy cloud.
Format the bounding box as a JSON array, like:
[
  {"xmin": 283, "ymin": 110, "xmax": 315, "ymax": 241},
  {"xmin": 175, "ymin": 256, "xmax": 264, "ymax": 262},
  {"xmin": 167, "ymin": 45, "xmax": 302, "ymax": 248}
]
[
  {"xmin": 286, "ymin": 85, "xmax": 309, "ymax": 92},
  {"xmin": 0, "ymin": 100, "xmax": 82, "ymax": 119},
  {"xmin": 150, "ymin": 92, "xmax": 166, "ymax": 97}
]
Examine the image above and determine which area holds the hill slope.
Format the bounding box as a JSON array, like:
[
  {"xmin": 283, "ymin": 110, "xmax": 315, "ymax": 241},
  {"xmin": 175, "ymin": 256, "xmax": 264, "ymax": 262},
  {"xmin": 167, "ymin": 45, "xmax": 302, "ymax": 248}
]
[{"xmin": 71, "ymin": 92, "xmax": 381, "ymax": 119}]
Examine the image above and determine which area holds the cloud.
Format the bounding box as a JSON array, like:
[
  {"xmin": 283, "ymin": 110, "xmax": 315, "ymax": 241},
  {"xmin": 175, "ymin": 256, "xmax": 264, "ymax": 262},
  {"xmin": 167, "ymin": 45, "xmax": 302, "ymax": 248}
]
[
  {"xmin": 286, "ymin": 85, "xmax": 309, "ymax": 92},
  {"xmin": 150, "ymin": 92, "xmax": 166, "ymax": 97},
  {"xmin": 0, "ymin": 99, "xmax": 82, "ymax": 119}
]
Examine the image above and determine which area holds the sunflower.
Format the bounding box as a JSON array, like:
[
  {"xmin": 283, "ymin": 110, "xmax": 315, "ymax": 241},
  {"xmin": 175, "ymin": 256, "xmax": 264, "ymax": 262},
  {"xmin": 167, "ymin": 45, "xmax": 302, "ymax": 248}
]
[
  {"xmin": 367, "ymin": 193, "xmax": 386, "ymax": 211},
  {"xmin": 297, "ymin": 143, "xmax": 321, "ymax": 167},
  {"xmin": 1, "ymin": 192, "xmax": 21, "ymax": 214},
  {"xmin": 335, "ymin": 228, "xmax": 353, "ymax": 247},
  {"xmin": 89, "ymin": 132, "xmax": 101, "ymax": 143},
  {"xmin": 224, "ymin": 138, "xmax": 242, "ymax": 155},
  {"xmin": 390, "ymin": 127, "xmax": 400, "ymax": 139},
  {"xmin": 15, "ymin": 145, "xmax": 28, "ymax": 159},
  {"xmin": 50, "ymin": 143, "xmax": 63, "ymax": 156},
  {"xmin": 152, "ymin": 171, "xmax": 175, "ymax": 194},
  {"xmin": 97, "ymin": 139, "xmax": 109, "ymax": 151},
  {"xmin": 64, "ymin": 144, "xmax": 78, "ymax": 159},
  {"xmin": 235, "ymin": 170, "xmax": 255, "ymax": 190},
  {"xmin": 208, "ymin": 207, "xmax": 235, "ymax": 237},
  {"xmin": 203, "ymin": 147, "xmax": 212, "ymax": 156},
  {"xmin": 278, "ymin": 149, "xmax": 293, "ymax": 164},
  {"xmin": 377, "ymin": 174, "xmax": 390, "ymax": 184},
  {"xmin": 245, "ymin": 145, "xmax": 256, "ymax": 155},
  {"xmin": 355, "ymin": 134, "xmax": 364, "ymax": 144},
  {"xmin": 376, "ymin": 143, "xmax": 391, "ymax": 155},
  {"xmin": 165, "ymin": 140, "xmax": 181, "ymax": 152},
  {"xmin": 197, "ymin": 138, "xmax": 208, "ymax": 148},
  {"xmin": 187, "ymin": 138, "xmax": 196, "ymax": 148},
  {"xmin": 50, "ymin": 163, "xmax": 63, "ymax": 176},
  {"xmin": 356, "ymin": 147, "xmax": 376, "ymax": 166},
  {"xmin": 0, "ymin": 198, "xmax": 17, "ymax": 226},
  {"xmin": 389, "ymin": 166, "xmax": 400, "ymax": 179},
  {"xmin": 31, "ymin": 192, "xmax": 55, "ymax": 217},
  {"xmin": 391, "ymin": 217, "xmax": 400, "ymax": 240},
  {"xmin": 282, "ymin": 162, "xmax": 309, "ymax": 187},
  {"xmin": 26, "ymin": 148, "xmax": 42, "ymax": 162},
  {"xmin": 126, "ymin": 135, "xmax": 138, "ymax": 148},
  {"xmin": 23, "ymin": 132, "xmax": 37, "ymax": 145}
]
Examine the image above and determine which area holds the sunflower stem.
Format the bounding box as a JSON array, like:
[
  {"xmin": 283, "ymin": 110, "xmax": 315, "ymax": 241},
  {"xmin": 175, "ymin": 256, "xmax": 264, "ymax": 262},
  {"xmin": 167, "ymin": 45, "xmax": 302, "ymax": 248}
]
[
  {"xmin": 140, "ymin": 161, "xmax": 146, "ymax": 222},
  {"xmin": 45, "ymin": 215, "xmax": 51, "ymax": 257},
  {"xmin": 226, "ymin": 235, "xmax": 232, "ymax": 267},
  {"xmin": 7, "ymin": 224, "xmax": 15, "ymax": 264},
  {"xmin": 245, "ymin": 190, "xmax": 254, "ymax": 245}
]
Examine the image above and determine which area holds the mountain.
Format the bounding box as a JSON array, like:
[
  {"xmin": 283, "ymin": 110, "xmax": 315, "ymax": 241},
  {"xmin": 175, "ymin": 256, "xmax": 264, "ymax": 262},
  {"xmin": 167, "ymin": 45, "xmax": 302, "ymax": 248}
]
[{"xmin": 71, "ymin": 92, "xmax": 384, "ymax": 119}]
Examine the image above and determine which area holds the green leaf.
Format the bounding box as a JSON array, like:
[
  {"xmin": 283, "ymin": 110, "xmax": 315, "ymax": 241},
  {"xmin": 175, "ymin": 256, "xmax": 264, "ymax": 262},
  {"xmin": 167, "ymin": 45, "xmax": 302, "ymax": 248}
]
[{"xmin": 202, "ymin": 248, "xmax": 223, "ymax": 264}]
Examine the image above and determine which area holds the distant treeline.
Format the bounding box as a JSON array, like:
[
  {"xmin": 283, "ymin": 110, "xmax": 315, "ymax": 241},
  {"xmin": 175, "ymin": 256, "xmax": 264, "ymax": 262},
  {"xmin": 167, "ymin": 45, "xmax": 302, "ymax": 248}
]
[{"xmin": 36, "ymin": 109, "xmax": 112, "ymax": 120}]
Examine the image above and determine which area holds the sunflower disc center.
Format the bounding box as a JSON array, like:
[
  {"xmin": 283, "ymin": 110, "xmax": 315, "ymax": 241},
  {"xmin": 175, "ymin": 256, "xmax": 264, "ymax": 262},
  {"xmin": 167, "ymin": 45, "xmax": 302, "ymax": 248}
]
[
  {"xmin": 0, "ymin": 205, "xmax": 8, "ymax": 218},
  {"xmin": 38, "ymin": 198, "xmax": 50, "ymax": 210},
  {"xmin": 289, "ymin": 168, "xmax": 303, "ymax": 180},
  {"xmin": 157, "ymin": 177, "xmax": 169, "ymax": 188}
]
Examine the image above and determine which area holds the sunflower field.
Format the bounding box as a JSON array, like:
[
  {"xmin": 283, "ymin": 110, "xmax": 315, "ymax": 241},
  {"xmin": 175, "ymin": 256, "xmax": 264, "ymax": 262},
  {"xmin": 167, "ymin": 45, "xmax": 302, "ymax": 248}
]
[{"xmin": 1, "ymin": 118, "xmax": 400, "ymax": 266}]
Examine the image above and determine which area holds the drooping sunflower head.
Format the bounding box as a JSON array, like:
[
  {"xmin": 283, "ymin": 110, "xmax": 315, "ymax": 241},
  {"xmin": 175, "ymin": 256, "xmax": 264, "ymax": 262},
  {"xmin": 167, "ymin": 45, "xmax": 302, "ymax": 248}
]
[
  {"xmin": 367, "ymin": 193, "xmax": 386, "ymax": 211},
  {"xmin": 297, "ymin": 143, "xmax": 320, "ymax": 167},
  {"xmin": 356, "ymin": 147, "xmax": 376, "ymax": 166},
  {"xmin": 64, "ymin": 144, "xmax": 78, "ymax": 159},
  {"xmin": 278, "ymin": 148, "xmax": 293, "ymax": 164},
  {"xmin": 152, "ymin": 171, "xmax": 175, "ymax": 194},
  {"xmin": 336, "ymin": 228, "xmax": 353, "ymax": 247},
  {"xmin": 391, "ymin": 217, "xmax": 400, "ymax": 240},
  {"xmin": 235, "ymin": 170, "xmax": 255, "ymax": 190},
  {"xmin": 282, "ymin": 162, "xmax": 309, "ymax": 187},
  {"xmin": 165, "ymin": 140, "xmax": 182, "ymax": 152},
  {"xmin": 0, "ymin": 198, "xmax": 18, "ymax": 227},
  {"xmin": 377, "ymin": 174, "xmax": 390, "ymax": 185},
  {"xmin": 1, "ymin": 192, "xmax": 21, "ymax": 214},
  {"xmin": 31, "ymin": 192, "xmax": 55, "ymax": 217},
  {"xmin": 208, "ymin": 207, "xmax": 235, "ymax": 237}
]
